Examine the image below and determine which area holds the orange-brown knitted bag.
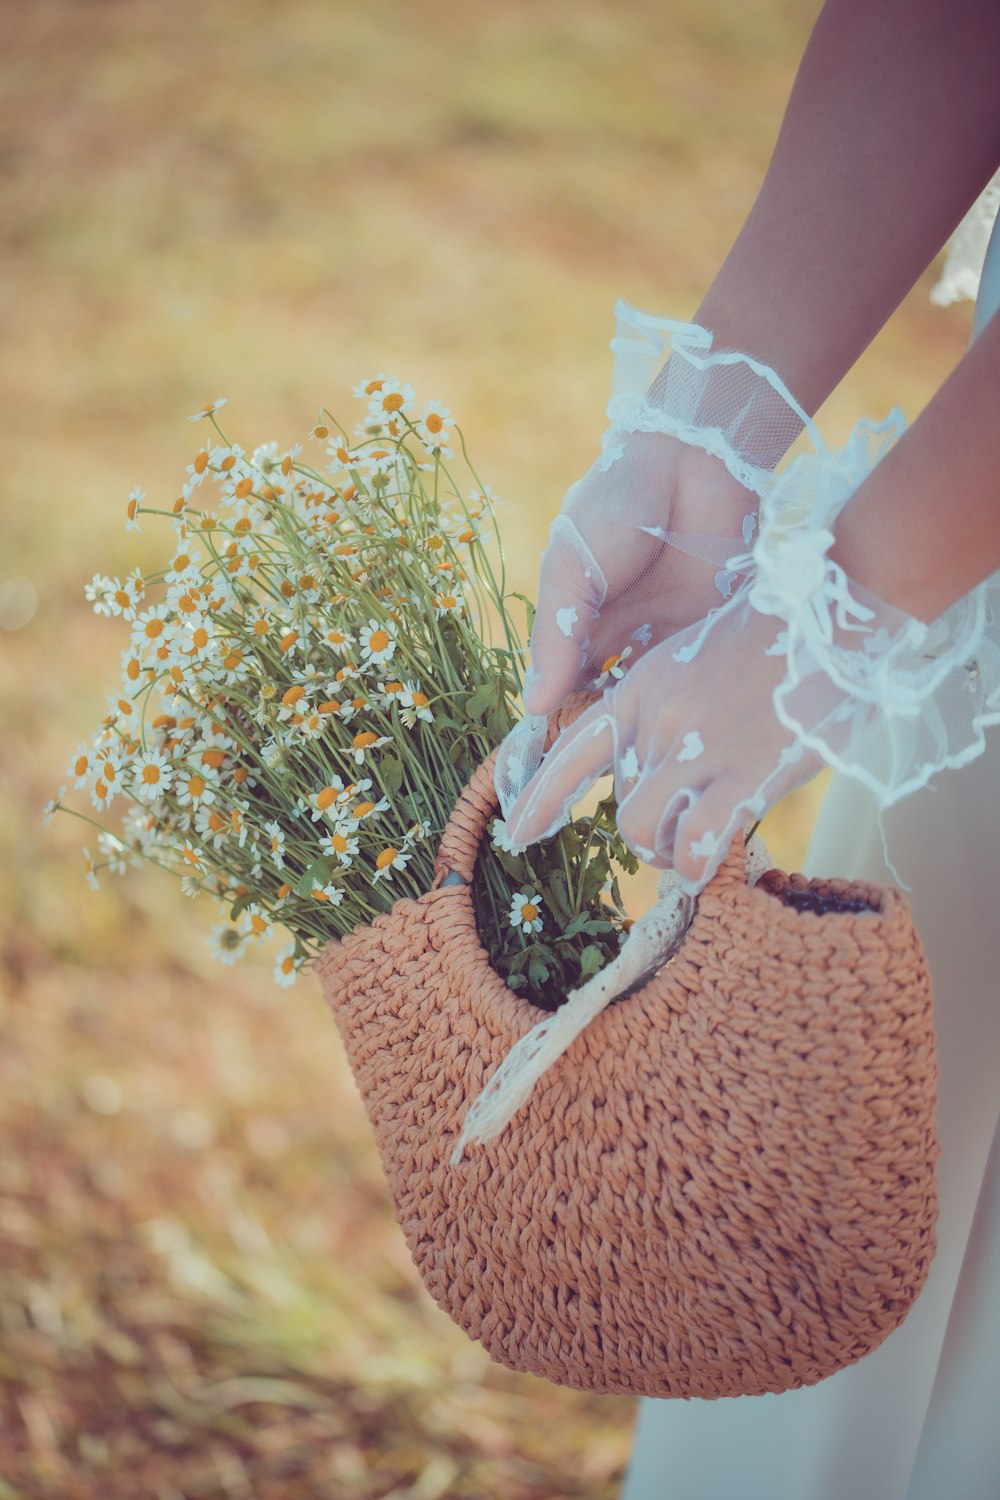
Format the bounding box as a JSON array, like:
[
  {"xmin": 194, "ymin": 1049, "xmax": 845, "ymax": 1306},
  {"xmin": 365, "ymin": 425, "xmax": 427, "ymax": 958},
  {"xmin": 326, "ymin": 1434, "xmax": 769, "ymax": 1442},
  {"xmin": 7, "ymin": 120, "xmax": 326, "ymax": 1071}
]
[{"xmin": 317, "ymin": 707, "xmax": 941, "ymax": 1400}]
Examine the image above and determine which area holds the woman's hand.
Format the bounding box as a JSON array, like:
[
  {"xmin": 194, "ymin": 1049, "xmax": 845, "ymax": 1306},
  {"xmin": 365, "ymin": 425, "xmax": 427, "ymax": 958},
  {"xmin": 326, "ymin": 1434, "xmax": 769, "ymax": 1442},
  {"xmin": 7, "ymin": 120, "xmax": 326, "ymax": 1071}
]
[
  {"xmin": 506, "ymin": 588, "xmax": 826, "ymax": 891},
  {"xmin": 522, "ymin": 431, "xmax": 764, "ymax": 715}
]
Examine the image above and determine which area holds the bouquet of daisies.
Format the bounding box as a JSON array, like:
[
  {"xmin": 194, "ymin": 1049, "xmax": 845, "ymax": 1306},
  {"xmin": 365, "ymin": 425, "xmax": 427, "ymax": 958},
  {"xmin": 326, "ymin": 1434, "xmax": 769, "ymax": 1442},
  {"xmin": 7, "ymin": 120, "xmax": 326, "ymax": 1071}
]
[{"xmin": 47, "ymin": 380, "xmax": 638, "ymax": 1008}]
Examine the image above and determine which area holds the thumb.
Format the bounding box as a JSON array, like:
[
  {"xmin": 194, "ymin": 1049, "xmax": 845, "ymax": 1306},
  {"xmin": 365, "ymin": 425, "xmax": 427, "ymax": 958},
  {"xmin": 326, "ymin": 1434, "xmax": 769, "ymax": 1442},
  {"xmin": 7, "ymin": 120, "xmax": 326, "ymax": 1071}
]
[{"xmin": 522, "ymin": 514, "xmax": 607, "ymax": 715}]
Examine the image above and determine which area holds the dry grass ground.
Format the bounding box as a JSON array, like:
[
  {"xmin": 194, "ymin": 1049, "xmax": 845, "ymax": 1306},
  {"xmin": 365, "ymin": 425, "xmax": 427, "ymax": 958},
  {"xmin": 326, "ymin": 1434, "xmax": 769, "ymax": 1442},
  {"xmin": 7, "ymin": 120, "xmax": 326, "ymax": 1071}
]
[{"xmin": 0, "ymin": 1, "xmax": 974, "ymax": 1495}]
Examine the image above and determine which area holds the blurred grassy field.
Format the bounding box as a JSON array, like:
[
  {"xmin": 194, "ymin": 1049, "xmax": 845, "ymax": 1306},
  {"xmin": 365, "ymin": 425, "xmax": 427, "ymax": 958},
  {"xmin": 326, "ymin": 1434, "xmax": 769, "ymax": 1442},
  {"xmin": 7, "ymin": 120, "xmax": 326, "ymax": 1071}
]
[{"xmin": 0, "ymin": 1, "xmax": 974, "ymax": 1495}]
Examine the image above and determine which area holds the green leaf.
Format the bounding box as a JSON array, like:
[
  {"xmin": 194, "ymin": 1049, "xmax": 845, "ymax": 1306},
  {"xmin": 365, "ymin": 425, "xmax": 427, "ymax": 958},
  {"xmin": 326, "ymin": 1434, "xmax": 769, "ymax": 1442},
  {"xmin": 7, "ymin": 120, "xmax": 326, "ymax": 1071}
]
[
  {"xmin": 583, "ymin": 918, "xmax": 613, "ymax": 934},
  {"xmin": 562, "ymin": 912, "xmax": 590, "ymax": 940},
  {"xmin": 229, "ymin": 892, "xmax": 252, "ymax": 923},
  {"xmin": 486, "ymin": 699, "xmax": 514, "ymax": 744},
  {"xmin": 579, "ymin": 944, "xmax": 606, "ymax": 980},
  {"xmin": 380, "ymin": 755, "xmax": 404, "ymax": 795},
  {"xmin": 528, "ymin": 954, "xmax": 550, "ymax": 987},
  {"xmin": 294, "ymin": 856, "xmax": 334, "ymax": 899},
  {"xmin": 506, "ymin": 972, "xmax": 527, "ymax": 990},
  {"xmin": 546, "ymin": 870, "xmax": 573, "ymax": 925},
  {"xmin": 465, "ymin": 682, "xmax": 495, "ymax": 721},
  {"xmin": 511, "ymin": 590, "xmax": 536, "ymax": 635}
]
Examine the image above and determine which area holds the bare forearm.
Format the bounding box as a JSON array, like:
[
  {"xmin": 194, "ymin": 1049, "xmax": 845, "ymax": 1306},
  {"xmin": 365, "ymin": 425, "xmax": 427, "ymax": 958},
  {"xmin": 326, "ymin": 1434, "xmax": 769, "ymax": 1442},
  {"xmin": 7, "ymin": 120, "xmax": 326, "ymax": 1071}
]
[
  {"xmin": 830, "ymin": 307, "xmax": 1000, "ymax": 621},
  {"xmin": 694, "ymin": 0, "xmax": 1000, "ymax": 414}
]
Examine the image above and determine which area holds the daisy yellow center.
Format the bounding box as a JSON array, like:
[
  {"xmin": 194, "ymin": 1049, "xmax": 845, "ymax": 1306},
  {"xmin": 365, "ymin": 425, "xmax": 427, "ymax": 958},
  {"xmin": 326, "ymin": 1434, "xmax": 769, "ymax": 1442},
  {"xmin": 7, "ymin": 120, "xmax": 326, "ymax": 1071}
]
[
  {"xmin": 376, "ymin": 847, "xmax": 398, "ymax": 869},
  {"xmin": 173, "ymin": 553, "xmax": 190, "ymax": 572},
  {"xmin": 221, "ymin": 455, "xmax": 236, "ymax": 472},
  {"xmin": 114, "ymin": 589, "xmax": 131, "ymax": 609},
  {"xmin": 601, "ymin": 655, "xmax": 620, "ymax": 673},
  {"xmin": 383, "ymin": 682, "xmax": 403, "ymax": 694},
  {"xmin": 438, "ymin": 595, "xmax": 457, "ymax": 609},
  {"xmin": 314, "ymin": 424, "xmax": 329, "ymax": 438},
  {"xmin": 94, "ymin": 778, "xmax": 107, "ymax": 800},
  {"xmin": 277, "ymin": 883, "xmax": 291, "ymax": 899},
  {"xmin": 254, "ymin": 618, "xmax": 269, "ymax": 635},
  {"xmin": 194, "ymin": 451, "xmax": 209, "ymax": 474},
  {"xmin": 144, "ymin": 618, "xmax": 163, "ymax": 638},
  {"xmin": 250, "ymin": 913, "xmax": 268, "ymax": 935},
  {"xmin": 425, "ymin": 413, "xmax": 443, "ymax": 434},
  {"xmin": 188, "ymin": 774, "xmax": 206, "ymax": 797},
  {"xmin": 202, "ymin": 749, "xmax": 225, "ymax": 769},
  {"xmin": 330, "ymin": 832, "xmax": 347, "ymax": 853},
  {"xmin": 235, "ymin": 478, "xmax": 253, "ymax": 498},
  {"xmin": 75, "ymin": 755, "xmax": 89, "ymax": 776},
  {"xmin": 279, "ymin": 631, "xmax": 298, "ymax": 653},
  {"xmin": 318, "ymin": 700, "xmax": 341, "ymax": 714},
  {"xmin": 367, "ymin": 629, "xmax": 389, "ymax": 652},
  {"xmin": 223, "ymin": 649, "xmax": 243, "ymax": 670},
  {"xmin": 192, "ymin": 628, "xmax": 208, "ymax": 650},
  {"xmin": 382, "ymin": 392, "xmax": 404, "ymax": 412},
  {"xmin": 315, "ymin": 787, "xmax": 338, "ymax": 810},
  {"xmin": 365, "ymin": 379, "xmax": 383, "ymax": 395},
  {"xmin": 412, "ymin": 691, "xmax": 428, "ymax": 707},
  {"xmin": 299, "ymin": 574, "xmax": 317, "ymax": 592},
  {"xmin": 282, "ymin": 685, "xmax": 305, "ymax": 706},
  {"xmin": 520, "ymin": 902, "xmax": 538, "ymax": 922},
  {"xmin": 280, "ymin": 955, "xmax": 295, "ymax": 973},
  {"xmin": 353, "ymin": 801, "xmax": 375, "ymax": 819},
  {"xmin": 142, "ymin": 765, "xmax": 161, "ymax": 785},
  {"xmin": 127, "ymin": 499, "xmax": 138, "ymax": 520},
  {"xmin": 353, "ymin": 732, "xmax": 378, "ymax": 749}
]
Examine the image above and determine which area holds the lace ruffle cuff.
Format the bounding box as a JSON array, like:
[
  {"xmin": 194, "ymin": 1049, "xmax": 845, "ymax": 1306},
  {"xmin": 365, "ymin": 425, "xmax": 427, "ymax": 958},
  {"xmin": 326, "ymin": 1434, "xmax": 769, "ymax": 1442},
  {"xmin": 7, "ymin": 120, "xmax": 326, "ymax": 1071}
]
[{"xmin": 744, "ymin": 409, "xmax": 1000, "ymax": 805}]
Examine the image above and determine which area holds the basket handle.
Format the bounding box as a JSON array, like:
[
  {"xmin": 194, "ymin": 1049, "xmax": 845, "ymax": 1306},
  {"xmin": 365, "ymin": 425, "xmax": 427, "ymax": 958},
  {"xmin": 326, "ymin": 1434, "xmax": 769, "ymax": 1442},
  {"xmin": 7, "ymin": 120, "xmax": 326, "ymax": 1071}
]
[{"xmin": 432, "ymin": 692, "xmax": 597, "ymax": 889}]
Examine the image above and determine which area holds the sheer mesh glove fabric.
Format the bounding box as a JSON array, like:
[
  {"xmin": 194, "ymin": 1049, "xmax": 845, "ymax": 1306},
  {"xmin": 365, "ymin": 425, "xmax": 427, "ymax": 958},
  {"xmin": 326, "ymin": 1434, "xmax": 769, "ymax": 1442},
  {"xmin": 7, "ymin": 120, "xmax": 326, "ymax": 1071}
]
[
  {"xmin": 520, "ymin": 301, "xmax": 812, "ymax": 718},
  {"xmin": 500, "ymin": 405, "xmax": 1000, "ymax": 894}
]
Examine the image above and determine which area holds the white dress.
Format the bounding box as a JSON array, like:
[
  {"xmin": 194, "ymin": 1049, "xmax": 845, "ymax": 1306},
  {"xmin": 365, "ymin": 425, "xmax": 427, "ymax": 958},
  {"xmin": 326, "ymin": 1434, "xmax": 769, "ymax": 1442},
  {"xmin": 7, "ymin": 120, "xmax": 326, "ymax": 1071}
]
[{"xmin": 621, "ymin": 210, "xmax": 1000, "ymax": 1500}]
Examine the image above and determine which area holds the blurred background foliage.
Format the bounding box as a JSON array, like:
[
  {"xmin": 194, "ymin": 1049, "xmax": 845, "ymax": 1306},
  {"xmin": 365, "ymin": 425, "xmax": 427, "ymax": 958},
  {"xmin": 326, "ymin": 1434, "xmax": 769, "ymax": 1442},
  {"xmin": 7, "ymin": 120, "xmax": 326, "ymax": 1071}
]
[{"xmin": 0, "ymin": 0, "xmax": 974, "ymax": 1495}]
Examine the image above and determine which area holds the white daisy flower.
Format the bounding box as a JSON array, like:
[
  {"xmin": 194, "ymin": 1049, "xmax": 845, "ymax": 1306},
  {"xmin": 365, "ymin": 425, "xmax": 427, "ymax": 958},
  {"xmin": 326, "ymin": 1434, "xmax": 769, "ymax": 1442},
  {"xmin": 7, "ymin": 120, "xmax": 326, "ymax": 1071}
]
[
  {"xmin": 264, "ymin": 820, "xmax": 286, "ymax": 868},
  {"xmin": 96, "ymin": 831, "xmax": 129, "ymax": 876},
  {"xmin": 320, "ymin": 827, "xmax": 359, "ymax": 868},
  {"xmin": 125, "ymin": 485, "xmax": 145, "ymax": 532},
  {"xmin": 592, "ymin": 646, "xmax": 633, "ymax": 688},
  {"xmin": 132, "ymin": 749, "xmax": 174, "ymax": 802},
  {"xmin": 175, "ymin": 770, "xmax": 217, "ymax": 809},
  {"xmin": 237, "ymin": 904, "xmax": 271, "ymax": 942},
  {"xmin": 372, "ymin": 845, "xmax": 412, "ymax": 884},
  {"xmin": 352, "ymin": 373, "xmax": 389, "ymax": 401},
  {"xmin": 208, "ymin": 921, "xmax": 248, "ymax": 966},
  {"xmin": 509, "ymin": 890, "xmax": 544, "ymax": 935},
  {"xmin": 84, "ymin": 574, "xmax": 119, "ymax": 617},
  {"xmin": 367, "ymin": 379, "xmax": 416, "ymax": 423},
  {"xmin": 432, "ymin": 590, "xmax": 464, "ymax": 619},
  {"xmin": 349, "ymin": 793, "xmax": 390, "ymax": 823},
  {"xmin": 358, "ymin": 619, "xmax": 397, "ymax": 666},
  {"xmin": 68, "ymin": 743, "xmax": 94, "ymax": 789},
  {"xmin": 274, "ymin": 942, "xmax": 301, "ymax": 989},
  {"xmin": 416, "ymin": 401, "xmax": 454, "ymax": 454},
  {"xmin": 188, "ymin": 397, "xmax": 228, "ymax": 423},
  {"xmin": 42, "ymin": 788, "xmax": 65, "ymax": 827},
  {"xmin": 348, "ymin": 730, "xmax": 392, "ymax": 764},
  {"xmin": 302, "ymin": 780, "xmax": 347, "ymax": 822},
  {"xmin": 309, "ymin": 880, "xmax": 345, "ymax": 905},
  {"xmin": 82, "ymin": 847, "xmax": 100, "ymax": 892},
  {"xmin": 399, "ymin": 681, "xmax": 433, "ymax": 726}
]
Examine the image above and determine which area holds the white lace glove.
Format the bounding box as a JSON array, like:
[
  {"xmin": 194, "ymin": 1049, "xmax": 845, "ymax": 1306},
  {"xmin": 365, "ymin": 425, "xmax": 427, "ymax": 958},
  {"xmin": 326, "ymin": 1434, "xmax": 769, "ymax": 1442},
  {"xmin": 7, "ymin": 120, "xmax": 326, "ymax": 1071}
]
[
  {"xmin": 521, "ymin": 300, "xmax": 812, "ymax": 717},
  {"xmin": 500, "ymin": 406, "xmax": 1000, "ymax": 891}
]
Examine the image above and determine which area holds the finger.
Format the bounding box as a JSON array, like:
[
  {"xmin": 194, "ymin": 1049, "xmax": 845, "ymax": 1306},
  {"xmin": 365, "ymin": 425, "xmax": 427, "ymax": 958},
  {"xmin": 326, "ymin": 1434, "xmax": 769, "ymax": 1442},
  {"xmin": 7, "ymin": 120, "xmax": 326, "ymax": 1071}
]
[
  {"xmin": 504, "ymin": 702, "xmax": 616, "ymax": 846},
  {"xmin": 671, "ymin": 774, "xmax": 755, "ymax": 892},
  {"xmin": 522, "ymin": 512, "xmax": 607, "ymax": 715},
  {"xmin": 617, "ymin": 780, "xmax": 702, "ymax": 868}
]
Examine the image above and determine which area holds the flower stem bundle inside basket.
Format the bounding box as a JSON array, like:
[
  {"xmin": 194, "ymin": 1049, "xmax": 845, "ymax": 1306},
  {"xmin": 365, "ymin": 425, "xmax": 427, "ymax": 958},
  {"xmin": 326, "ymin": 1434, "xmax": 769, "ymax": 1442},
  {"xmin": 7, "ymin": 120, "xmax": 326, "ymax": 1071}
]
[{"xmin": 319, "ymin": 714, "xmax": 941, "ymax": 1399}]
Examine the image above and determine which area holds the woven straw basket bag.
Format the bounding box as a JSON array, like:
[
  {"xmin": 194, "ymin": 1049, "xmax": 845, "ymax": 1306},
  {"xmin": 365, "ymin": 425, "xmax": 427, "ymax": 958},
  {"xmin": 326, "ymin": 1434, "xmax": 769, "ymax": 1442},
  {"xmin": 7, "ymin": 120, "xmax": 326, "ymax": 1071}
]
[{"xmin": 317, "ymin": 702, "xmax": 941, "ymax": 1400}]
